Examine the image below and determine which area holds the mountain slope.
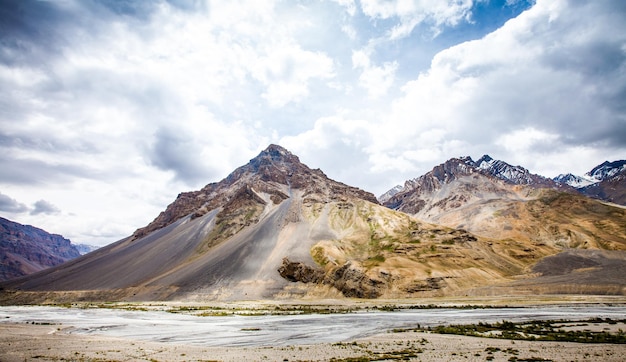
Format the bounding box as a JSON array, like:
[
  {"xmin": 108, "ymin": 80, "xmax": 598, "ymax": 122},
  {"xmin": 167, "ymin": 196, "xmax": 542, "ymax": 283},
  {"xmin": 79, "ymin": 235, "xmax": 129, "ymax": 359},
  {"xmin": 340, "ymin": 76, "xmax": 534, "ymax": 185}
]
[{"xmin": 0, "ymin": 217, "xmax": 80, "ymax": 281}]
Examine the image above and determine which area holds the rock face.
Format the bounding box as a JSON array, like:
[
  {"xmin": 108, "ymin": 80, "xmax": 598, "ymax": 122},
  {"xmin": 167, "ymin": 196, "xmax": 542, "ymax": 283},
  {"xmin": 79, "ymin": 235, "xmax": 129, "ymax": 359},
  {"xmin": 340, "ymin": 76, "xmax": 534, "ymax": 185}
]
[
  {"xmin": 0, "ymin": 217, "xmax": 80, "ymax": 281},
  {"xmin": 278, "ymin": 258, "xmax": 386, "ymax": 298},
  {"xmin": 383, "ymin": 155, "xmax": 566, "ymax": 214}
]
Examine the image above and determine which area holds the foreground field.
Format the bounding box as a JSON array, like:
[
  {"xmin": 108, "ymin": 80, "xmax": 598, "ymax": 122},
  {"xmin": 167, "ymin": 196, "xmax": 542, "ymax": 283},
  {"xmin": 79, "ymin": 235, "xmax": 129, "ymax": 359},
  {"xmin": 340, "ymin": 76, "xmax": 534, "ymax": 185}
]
[{"xmin": 1, "ymin": 322, "xmax": 625, "ymax": 362}]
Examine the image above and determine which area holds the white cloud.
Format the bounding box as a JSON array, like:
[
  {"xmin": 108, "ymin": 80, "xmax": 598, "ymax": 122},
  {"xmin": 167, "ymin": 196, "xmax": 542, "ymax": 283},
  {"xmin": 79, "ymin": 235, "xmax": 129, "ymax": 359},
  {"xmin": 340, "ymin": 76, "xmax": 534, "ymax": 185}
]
[
  {"xmin": 495, "ymin": 127, "xmax": 559, "ymax": 153},
  {"xmin": 1, "ymin": 0, "xmax": 625, "ymax": 244},
  {"xmin": 360, "ymin": 0, "xmax": 474, "ymax": 39},
  {"xmin": 249, "ymin": 46, "xmax": 335, "ymax": 108},
  {"xmin": 352, "ymin": 49, "xmax": 398, "ymax": 99},
  {"xmin": 369, "ymin": 0, "xmax": 626, "ymax": 172},
  {"xmin": 0, "ymin": 192, "xmax": 29, "ymax": 214},
  {"xmin": 331, "ymin": 0, "xmax": 357, "ymax": 16},
  {"xmin": 31, "ymin": 200, "xmax": 61, "ymax": 215}
]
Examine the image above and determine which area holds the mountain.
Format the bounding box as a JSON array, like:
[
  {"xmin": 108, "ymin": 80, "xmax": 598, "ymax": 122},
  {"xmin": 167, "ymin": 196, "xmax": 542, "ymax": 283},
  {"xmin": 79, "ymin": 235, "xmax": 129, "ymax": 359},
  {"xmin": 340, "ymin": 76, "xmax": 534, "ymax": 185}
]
[
  {"xmin": 587, "ymin": 160, "xmax": 626, "ymax": 181},
  {"xmin": 553, "ymin": 173, "xmax": 596, "ymax": 188},
  {"xmin": 3, "ymin": 148, "xmax": 625, "ymax": 303},
  {"xmin": 553, "ymin": 159, "xmax": 626, "ymax": 205},
  {"xmin": 382, "ymin": 155, "xmax": 626, "ymax": 295},
  {"xmin": 3, "ymin": 144, "xmax": 419, "ymax": 302},
  {"xmin": 382, "ymin": 155, "xmax": 563, "ymax": 217},
  {"xmin": 378, "ymin": 184, "xmax": 403, "ymax": 204},
  {"xmin": 578, "ymin": 160, "xmax": 626, "ymax": 205},
  {"xmin": 474, "ymin": 155, "xmax": 558, "ymax": 187},
  {"xmin": 0, "ymin": 217, "xmax": 81, "ymax": 281}
]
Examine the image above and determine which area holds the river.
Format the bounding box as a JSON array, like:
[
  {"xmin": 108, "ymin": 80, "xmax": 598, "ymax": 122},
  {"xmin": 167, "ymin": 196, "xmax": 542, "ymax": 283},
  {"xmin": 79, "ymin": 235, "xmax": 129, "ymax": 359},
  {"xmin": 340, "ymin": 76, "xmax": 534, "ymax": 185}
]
[{"xmin": 1, "ymin": 305, "xmax": 624, "ymax": 346}]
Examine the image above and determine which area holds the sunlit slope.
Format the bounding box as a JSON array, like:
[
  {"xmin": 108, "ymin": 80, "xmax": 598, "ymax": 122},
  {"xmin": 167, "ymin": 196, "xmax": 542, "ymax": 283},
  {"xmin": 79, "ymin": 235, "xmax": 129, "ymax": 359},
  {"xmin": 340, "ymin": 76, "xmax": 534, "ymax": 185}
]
[
  {"xmin": 430, "ymin": 189, "xmax": 626, "ymax": 251},
  {"xmin": 282, "ymin": 198, "xmax": 559, "ymax": 298}
]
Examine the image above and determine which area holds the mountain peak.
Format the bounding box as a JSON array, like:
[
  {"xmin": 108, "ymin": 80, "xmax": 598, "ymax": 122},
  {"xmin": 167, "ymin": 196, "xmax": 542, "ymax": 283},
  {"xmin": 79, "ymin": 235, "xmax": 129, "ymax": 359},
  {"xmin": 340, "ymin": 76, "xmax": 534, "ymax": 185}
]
[
  {"xmin": 250, "ymin": 144, "xmax": 301, "ymax": 169},
  {"xmin": 259, "ymin": 144, "xmax": 297, "ymax": 160},
  {"xmin": 132, "ymin": 144, "xmax": 378, "ymax": 239}
]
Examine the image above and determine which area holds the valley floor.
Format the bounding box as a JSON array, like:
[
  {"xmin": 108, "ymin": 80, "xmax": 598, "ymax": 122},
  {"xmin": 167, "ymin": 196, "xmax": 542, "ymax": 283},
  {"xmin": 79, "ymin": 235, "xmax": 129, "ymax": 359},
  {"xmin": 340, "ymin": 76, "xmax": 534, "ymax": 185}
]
[
  {"xmin": 1, "ymin": 322, "xmax": 625, "ymax": 362},
  {"xmin": 1, "ymin": 296, "xmax": 625, "ymax": 361}
]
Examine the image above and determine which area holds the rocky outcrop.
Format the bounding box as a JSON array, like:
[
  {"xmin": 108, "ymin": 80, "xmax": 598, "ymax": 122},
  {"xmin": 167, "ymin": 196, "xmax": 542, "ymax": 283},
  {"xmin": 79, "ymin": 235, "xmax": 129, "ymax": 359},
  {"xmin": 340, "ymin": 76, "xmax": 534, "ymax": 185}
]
[
  {"xmin": 278, "ymin": 258, "xmax": 387, "ymax": 298},
  {"xmin": 0, "ymin": 217, "xmax": 80, "ymax": 281},
  {"xmin": 404, "ymin": 277, "xmax": 445, "ymax": 293},
  {"xmin": 278, "ymin": 258, "xmax": 325, "ymax": 283}
]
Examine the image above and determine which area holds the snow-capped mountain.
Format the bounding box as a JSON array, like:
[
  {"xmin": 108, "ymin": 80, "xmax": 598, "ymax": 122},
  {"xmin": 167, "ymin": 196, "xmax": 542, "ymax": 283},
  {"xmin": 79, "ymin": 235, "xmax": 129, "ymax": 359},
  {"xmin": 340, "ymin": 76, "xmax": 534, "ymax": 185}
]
[
  {"xmin": 385, "ymin": 155, "xmax": 559, "ymax": 208},
  {"xmin": 587, "ymin": 160, "xmax": 626, "ymax": 182},
  {"xmin": 553, "ymin": 173, "xmax": 597, "ymax": 188},
  {"xmin": 475, "ymin": 155, "xmax": 557, "ymax": 187},
  {"xmin": 578, "ymin": 160, "xmax": 626, "ymax": 205},
  {"xmin": 381, "ymin": 155, "xmax": 560, "ymax": 217}
]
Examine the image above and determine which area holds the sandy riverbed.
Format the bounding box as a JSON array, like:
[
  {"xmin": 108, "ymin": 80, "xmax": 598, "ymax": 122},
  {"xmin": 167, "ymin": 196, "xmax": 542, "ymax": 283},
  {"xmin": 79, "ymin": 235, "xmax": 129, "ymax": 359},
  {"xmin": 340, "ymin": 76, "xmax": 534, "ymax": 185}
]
[{"xmin": 1, "ymin": 322, "xmax": 625, "ymax": 362}]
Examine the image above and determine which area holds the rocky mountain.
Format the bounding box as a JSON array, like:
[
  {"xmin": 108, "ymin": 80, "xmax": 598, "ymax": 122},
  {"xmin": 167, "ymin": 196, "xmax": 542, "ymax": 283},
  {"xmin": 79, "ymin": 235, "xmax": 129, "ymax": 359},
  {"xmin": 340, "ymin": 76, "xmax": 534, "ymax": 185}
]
[
  {"xmin": 382, "ymin": 155, "xmax": 563, "ymax": 216},
  {"xmin": 2, "ymin": 147, "xmax": 625, "ymax": 303},
  {"xmin": 380, "ymin": 155, "xmax": 562, "ymax": 204},
  {"xmin": 0, "ymin": 217, "xmax": 81, "ymax": 281},
  {"xmin": 553, "ymin": 159, "xmax": 626, "ymax": 205},
  {"xmin": 381, "ymin": 155, "xmax": 626, "ymax": 295},
  {"xmin": 474, "ymin": 155, "xmax": 558, "ymax": 187},
  {"xmin": 3, "ymin": 145, "xmax": 419, "ymax": 302},
  {"xmin": 377, "ymin": 185, "xmax": 404, "ymax": 204}
]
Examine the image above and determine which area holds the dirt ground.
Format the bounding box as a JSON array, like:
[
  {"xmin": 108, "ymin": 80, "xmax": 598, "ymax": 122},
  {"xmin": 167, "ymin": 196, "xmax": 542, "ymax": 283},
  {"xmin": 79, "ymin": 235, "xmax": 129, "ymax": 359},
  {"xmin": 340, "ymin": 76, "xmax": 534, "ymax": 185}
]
[{"xmin": 1, "ymin": 322, "xmax": 625, "ymax": 362}]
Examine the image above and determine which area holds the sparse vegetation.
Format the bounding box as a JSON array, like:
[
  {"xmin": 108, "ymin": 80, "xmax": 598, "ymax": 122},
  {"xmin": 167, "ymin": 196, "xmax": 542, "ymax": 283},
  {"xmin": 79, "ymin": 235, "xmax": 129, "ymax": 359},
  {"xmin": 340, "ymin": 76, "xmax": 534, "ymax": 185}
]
[{"xmin": 421, "ymin": 318, "xmax": 626, "ymax": 343}]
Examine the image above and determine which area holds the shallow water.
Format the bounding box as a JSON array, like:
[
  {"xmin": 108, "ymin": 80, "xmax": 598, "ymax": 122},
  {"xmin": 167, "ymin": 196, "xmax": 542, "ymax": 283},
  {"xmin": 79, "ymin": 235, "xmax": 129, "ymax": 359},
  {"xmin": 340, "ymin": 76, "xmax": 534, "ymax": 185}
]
[{"xmin": 1, "ymin": 305, "xmax": 624, "ymax": 346}]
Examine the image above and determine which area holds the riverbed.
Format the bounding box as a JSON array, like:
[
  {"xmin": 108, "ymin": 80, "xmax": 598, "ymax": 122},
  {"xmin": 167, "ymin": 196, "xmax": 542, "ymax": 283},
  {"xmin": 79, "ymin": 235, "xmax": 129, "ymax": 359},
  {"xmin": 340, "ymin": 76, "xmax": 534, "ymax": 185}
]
[{"xmin": 1, "ymin": 305, "xmax": 624, "ymax": 347}]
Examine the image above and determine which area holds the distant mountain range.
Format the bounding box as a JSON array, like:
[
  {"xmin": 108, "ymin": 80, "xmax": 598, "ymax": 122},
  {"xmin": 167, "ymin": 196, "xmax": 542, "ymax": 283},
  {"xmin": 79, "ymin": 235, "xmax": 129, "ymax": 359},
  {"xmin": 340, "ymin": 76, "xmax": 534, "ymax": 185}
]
[
  {"xmin": 1, "ymin": 147, "xmax": 625, "ymax": 302},
  {"xmin": 381, "ymin": 155, "xmax": 626, "ymax": 206}
]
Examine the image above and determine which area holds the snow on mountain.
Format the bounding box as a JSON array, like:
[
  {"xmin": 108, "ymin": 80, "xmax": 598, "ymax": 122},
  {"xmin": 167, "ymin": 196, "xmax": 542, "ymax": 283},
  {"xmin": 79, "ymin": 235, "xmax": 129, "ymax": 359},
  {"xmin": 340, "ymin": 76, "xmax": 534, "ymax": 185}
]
[
  {"xmin": 553, "ymin": 173, "xmax": 598, "ymax": 188},
  {"xmin": 474, "ymin": 155, "xmax": 553, "ymax": 186},
  {"xmin": 586, "ymin": 160, "xmax": 626, "ymax": 181},
  {"xmin": 552, "ymin": 160, "xmax": 626, "ymax": 190}
]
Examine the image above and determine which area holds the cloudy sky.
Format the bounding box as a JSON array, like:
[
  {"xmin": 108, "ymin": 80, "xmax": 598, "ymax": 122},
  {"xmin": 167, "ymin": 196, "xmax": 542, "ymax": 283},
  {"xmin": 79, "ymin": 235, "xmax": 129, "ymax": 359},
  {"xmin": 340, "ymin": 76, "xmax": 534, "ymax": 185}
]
[{"xmin": 1, "ymin": 0, "xmax": 625, "ymax": 246}]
